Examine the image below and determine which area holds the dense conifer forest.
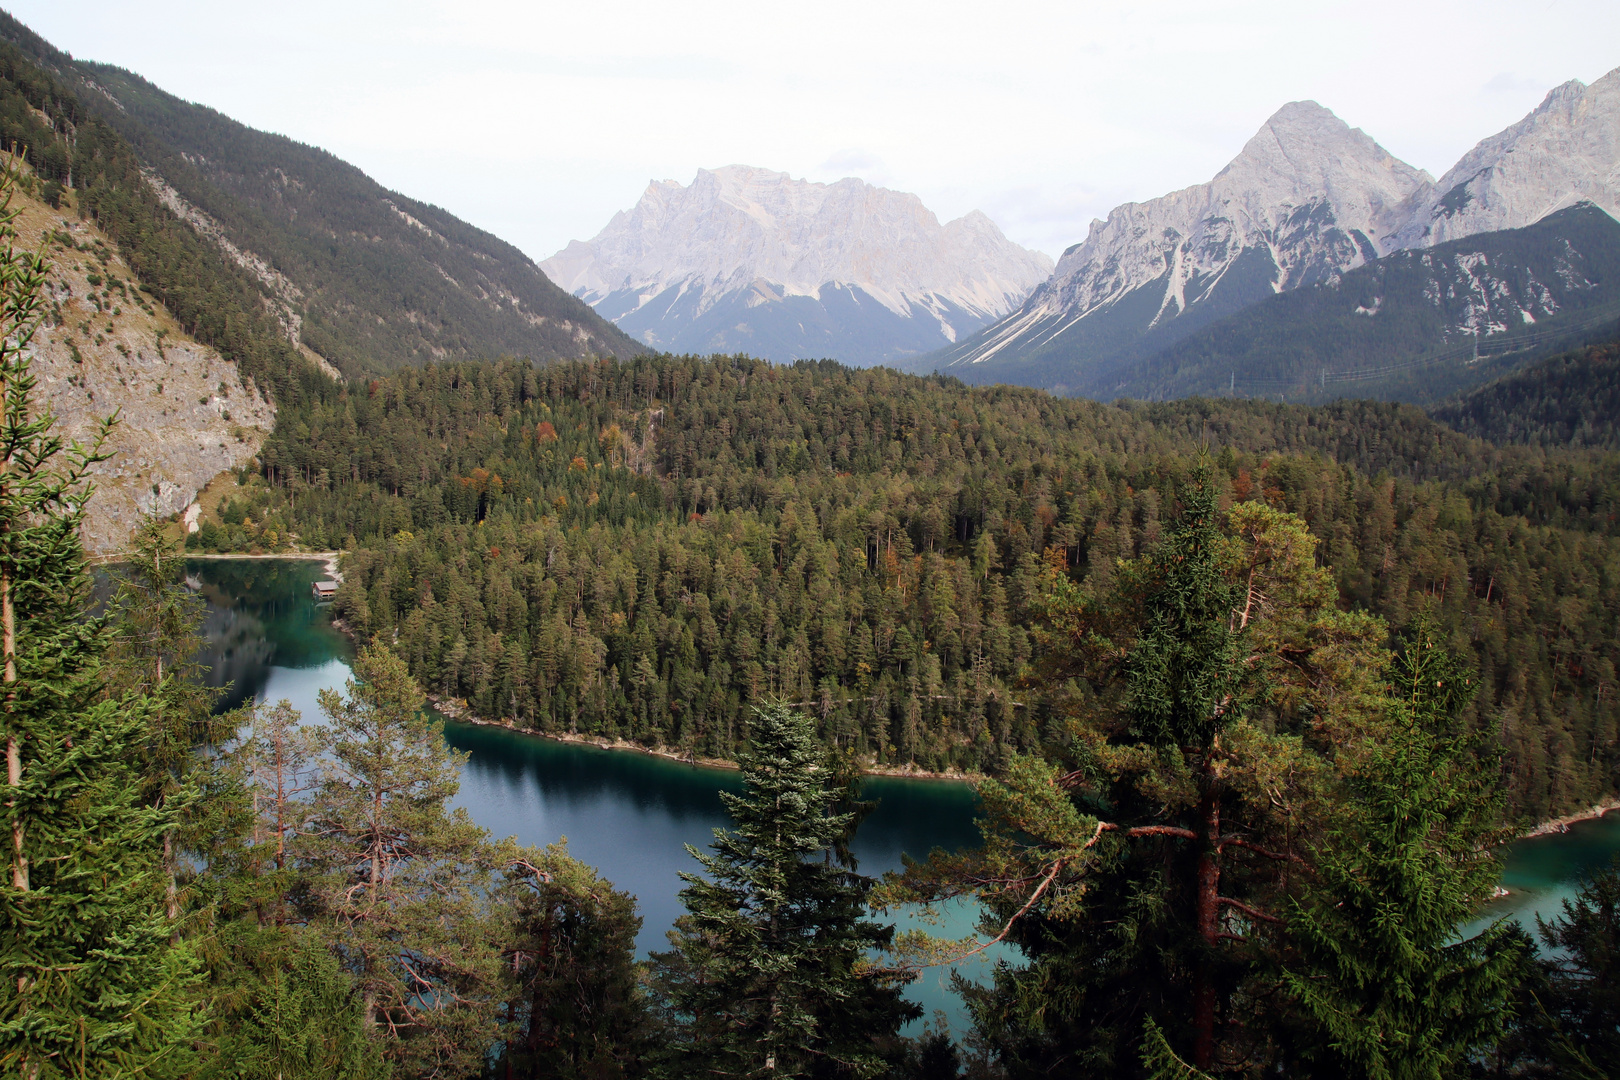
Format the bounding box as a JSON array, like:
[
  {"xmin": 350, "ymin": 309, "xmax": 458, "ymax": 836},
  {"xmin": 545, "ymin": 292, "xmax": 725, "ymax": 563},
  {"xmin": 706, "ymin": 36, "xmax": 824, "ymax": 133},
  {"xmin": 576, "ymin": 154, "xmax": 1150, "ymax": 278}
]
[
  {"xmin": 6, "ymin": 10, "xmax": 1620, "ymax": 1072},
  {"xmin": 170, "ymin": 351, "xmax": 1620, "ymax": 825},
  {"xmin": 1431, "ymin": 337, "xmax": 1620, "ymax": 450}
]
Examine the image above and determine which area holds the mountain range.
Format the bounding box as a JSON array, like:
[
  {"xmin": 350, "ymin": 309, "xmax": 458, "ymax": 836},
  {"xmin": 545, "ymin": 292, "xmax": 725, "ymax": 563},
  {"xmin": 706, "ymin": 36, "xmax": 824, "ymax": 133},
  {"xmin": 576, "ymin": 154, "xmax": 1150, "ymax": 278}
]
[
  {"xmin": 0, "ymin": 13, "xmax": 639, "ymax": 379},
  {"xmin": 542, "ymin": 166, "xmax": 1051, "ymax": 366},
  {"xmin": 2, "ymin": 0, "xmax": 1617, "ymax": 422},
  {"xmin": 917, "ymin": 68, "xmax": 1620, "ymax": 396}
]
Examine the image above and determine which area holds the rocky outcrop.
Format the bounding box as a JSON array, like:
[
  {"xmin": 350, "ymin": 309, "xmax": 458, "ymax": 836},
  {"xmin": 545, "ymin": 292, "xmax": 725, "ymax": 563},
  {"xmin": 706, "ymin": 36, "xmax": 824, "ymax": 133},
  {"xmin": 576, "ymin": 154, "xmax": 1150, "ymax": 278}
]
[
  {"xmin": 22, "ymin": 182, "xmax": 273, "ymax": 553},
  {"xmin": 542, "ymin": 166, "xmax": 1052, "ymax": 365},
  {"xmin": 1392, "ymin": 67, "xmax": 1620, "ymax": 250},
  {"xmin": 926, "ymin": 101, "xmax": 1434, "ymax": 383}
]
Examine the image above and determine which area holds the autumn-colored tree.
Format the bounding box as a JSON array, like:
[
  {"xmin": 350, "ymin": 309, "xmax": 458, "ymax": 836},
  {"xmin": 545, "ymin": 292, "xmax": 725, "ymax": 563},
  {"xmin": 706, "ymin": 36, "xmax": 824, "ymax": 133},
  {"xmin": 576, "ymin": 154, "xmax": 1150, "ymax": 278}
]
[{"xmin": 886, "ymin": 467, "xmax": 1389, "ymax": 1075}]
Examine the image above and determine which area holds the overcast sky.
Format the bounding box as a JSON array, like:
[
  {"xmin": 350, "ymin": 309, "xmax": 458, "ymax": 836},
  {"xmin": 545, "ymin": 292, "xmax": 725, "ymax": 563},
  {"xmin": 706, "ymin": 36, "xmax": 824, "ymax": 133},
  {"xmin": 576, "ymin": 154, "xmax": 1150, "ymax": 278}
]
[{"xmin": 12, "ymin": 0, "xmax": 1618, "ymax": 262}]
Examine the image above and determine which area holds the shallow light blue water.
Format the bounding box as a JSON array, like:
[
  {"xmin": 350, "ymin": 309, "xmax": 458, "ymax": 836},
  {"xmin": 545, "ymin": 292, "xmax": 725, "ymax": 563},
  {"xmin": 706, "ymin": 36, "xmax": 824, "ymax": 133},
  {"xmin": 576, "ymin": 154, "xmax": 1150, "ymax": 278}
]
[
  {"xmin": 1471, "ymin": 812, "xmax": 1620, "ymax": 941},
  {"xmin": 196, "ymin": 557, "xmax": 1612, "ymax": 1026},
  {"xmin": 190, "ymin": 557, "xmax": 995, "ymax": 1027}
]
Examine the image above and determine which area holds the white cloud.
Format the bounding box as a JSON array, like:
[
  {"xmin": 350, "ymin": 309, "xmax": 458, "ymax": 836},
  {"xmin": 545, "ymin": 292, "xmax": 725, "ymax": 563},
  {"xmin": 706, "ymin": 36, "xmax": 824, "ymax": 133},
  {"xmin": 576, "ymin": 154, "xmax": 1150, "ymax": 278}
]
[{"xmin": 12, "ymin": 0, "xmax": 1619, "ymax": 261}]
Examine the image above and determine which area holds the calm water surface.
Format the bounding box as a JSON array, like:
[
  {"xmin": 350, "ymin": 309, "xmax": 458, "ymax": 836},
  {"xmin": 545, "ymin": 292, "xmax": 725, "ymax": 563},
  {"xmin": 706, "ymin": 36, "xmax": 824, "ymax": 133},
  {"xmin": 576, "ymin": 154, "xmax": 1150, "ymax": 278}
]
[
  {"xmin": 194, "ymin": 558, "xmax": 1610, "ymax": 1025},
  {"xmin": 191, "ymin": 557, "xmax": 990, "ymax": 1023}
]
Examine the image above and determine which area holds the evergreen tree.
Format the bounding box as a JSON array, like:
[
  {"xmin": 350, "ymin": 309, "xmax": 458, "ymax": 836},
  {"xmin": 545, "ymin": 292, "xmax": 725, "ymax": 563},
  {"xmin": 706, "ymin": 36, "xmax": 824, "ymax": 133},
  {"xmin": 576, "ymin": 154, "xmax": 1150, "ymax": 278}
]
[
  {"xmin": 234, "ymin": 698, "xmax": 321, "ymax": 882},
  {"xmin": 213, "ymin": 933, "xmax": 388, "ymax": 1080},
  {"xmin": 106, "ymin": 514, "xmax": 225, "ymax": 924},
  {"xmin": 299, "ymin": 639, "xmax": 501, "ymax": 1077},
  {"xmin": 1281, "ymin": 621, "xmax": 1519, "ymax": 1078},
  {"xmin": 492, "ymin": 840, "xmax": 651, "ymax": 1079},
  {"xmin": 1536, "ymin": 859, "xmax": 1620, "ymax": 1074},
  {"xmin": 652, "ymin": 703, "xmax": 918, "ymax": 1079},
  {"xmin": 0, "ymin": 164, "xmax": 200, "ymax": 1077},
  {"xmin": 1140, "ymin": 1019, "xmax": 1213, "ymax": 1080},
  {"xmin": 885, "ymin": 472, "xmax": 1389, "ymax": 1076}
]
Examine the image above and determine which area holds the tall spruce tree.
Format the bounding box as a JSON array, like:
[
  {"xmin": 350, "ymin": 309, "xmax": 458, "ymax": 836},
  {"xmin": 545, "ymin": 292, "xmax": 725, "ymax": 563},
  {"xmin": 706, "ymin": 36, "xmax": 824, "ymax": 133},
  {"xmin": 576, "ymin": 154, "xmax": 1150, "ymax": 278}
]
[
  {"xmin": 1281, "ymin": 621, "xmax": 1519, "ymax": 1078},
  {"xmin": 1519, "ymin": 858, "xmax": 1620, "ymax": 1076},
  {"xmin": 214, "ymin": 933, "xmax": 388, "ymax": 1080},
  {"xmin": 106, "ymin": 514, "xmax": 225, "ymax": 924},
  {"xmin": 492, "ymin": 839, "xmax": 651, "ymax": 1079},
  {"xmin": 652, "ymin": 703, "xmax": 918, "ymax": 1079},
  {"xmin": 0, "ymin": 165, "xmax": 200, "ymax": 1077}
]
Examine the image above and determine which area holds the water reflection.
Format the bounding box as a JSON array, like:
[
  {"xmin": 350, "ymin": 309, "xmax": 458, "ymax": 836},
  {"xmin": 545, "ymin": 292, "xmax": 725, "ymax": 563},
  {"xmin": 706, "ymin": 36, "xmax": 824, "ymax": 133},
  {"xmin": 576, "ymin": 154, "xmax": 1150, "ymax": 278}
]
[
  {"xmin": 189, "ymin": 558, "xmax": 348, "ymax": 711},
  {"xmin": 188, "ymin": 557, "xmax": 992, "ymax": 1026}
]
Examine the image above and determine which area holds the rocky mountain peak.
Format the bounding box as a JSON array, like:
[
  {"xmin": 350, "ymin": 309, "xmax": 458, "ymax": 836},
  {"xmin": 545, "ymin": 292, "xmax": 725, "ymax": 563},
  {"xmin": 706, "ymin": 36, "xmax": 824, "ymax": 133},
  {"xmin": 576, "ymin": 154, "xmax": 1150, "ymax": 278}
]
[
  {"xmin": 542, "ymin": 167, "xmax": 1052, "ymax": 365},
  {"xmin": 1391, "ymin": 65, "xmax": 1620, "ymax": 248}
]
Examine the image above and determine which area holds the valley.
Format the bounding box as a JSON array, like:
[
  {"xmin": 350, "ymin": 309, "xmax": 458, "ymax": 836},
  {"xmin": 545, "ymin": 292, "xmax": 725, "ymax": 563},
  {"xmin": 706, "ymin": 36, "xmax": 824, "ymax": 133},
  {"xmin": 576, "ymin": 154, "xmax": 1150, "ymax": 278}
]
[{"xmin": 1, "ymin": 5, "xmax": 1619, "ymax": 1077}]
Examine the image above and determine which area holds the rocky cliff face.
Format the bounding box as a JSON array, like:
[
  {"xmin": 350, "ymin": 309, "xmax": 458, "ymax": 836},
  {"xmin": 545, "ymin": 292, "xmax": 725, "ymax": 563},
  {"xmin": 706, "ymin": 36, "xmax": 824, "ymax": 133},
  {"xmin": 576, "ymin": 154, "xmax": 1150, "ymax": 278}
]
[
  {"xmin": 21, "ymin": 180, "xmax": 272, "ymax": 553},
  {"xmin": 542, "ymin": 166, "xmax": 1052, "ymax": 365},
  {"xmin": 922, "ymin": 68, "xmax": 1620, "ymax": 392},
  {"xmin": 924, "ymin": 101, "xmax": 1434, "ymax": 384},
  {"xmin": 1392, "ymin": 67, "xmax": 1620, "ymax": 250}
]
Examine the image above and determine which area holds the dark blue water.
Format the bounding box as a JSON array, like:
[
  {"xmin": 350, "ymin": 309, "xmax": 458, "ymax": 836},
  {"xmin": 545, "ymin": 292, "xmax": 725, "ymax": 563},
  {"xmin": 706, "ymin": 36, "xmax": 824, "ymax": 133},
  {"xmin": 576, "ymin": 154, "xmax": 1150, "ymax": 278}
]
[
  {"xmin": 191, "ymin": 557, "xmax": 993, "ymax": 1024},
  {"xmin": 196, "ymin": 557, "xmax": 1613, "ymax": 1025}
]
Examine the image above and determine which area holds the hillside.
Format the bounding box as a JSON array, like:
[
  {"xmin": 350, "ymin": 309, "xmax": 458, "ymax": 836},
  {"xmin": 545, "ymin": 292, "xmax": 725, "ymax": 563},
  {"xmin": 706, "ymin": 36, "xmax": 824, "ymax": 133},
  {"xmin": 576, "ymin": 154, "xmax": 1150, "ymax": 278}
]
[
  {"xmin": 165, "ymin": 352, "xmax": 1620, "ymax": 823},
  {"xmin": 19, "ymin": 166, "xmax": 272, "ymax": 551},
  {"xmin": 1430, "ymin": 334, "xmax": 1620, "ymax": 449},
  {"xmin": 1095, "ymin": 203, "xmax": 1620, "ymax": 403},
  {"xmin": 0, "ymin": 12, "xmax": 643, "ymax": 379}
]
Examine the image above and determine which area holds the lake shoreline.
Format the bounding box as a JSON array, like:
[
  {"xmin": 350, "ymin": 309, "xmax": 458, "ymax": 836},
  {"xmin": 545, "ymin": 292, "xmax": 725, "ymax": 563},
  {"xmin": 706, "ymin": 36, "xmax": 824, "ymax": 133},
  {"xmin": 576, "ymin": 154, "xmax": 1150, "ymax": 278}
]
[
  {"xmin": 1523, "ymin": 800, "xmax": 1620, "ymax": 839},
  {"xmin": 185, "ymin": 549, "xmax": 344, "ymax": 581},
  {"xmin": 424, "ymin": 692, "xmax": 983, "ymax": 784},
  {"xmin": 323, "ymin": 588, "xmax": 978, "ymax": 785}
]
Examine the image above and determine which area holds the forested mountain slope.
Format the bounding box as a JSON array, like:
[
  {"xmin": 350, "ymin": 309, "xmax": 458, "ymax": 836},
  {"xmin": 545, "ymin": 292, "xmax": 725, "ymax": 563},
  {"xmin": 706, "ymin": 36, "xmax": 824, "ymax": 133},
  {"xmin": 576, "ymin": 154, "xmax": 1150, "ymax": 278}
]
[
  {"xmin": 190, "ymin": 355, "xmax": 1620, "ymax": 823},
  {"xmin": 0, "ymin": 36, "xmax": 330, "ymax": 408},
  {"xmin": 0, "ymin": 13, "xmax": 642, "ymax": 379},
  {"xmin": 1430, "ymin": 335, "xmax": 1620, "ymax": 450}
]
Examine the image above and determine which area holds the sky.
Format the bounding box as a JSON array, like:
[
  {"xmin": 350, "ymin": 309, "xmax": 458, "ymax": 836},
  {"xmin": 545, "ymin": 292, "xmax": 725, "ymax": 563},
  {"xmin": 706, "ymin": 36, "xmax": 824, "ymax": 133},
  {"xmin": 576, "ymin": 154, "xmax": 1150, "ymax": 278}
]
[{"xmin": 11, "ymin": 0, "xmax": 1619, "ymax": 263}]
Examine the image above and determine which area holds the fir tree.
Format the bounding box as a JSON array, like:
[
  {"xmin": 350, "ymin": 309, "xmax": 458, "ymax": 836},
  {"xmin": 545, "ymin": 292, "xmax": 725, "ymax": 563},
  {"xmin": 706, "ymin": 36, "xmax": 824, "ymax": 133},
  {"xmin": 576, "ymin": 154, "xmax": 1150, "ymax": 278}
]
[
  {"xmin": 652, "ymin": 703, "xmax": 918, "ymax": 1079},
  {"xmin": 1535, "ymin": 859, "xmax": 1620, "ymax": 1074},
  {"xmin": 1281, "ymin": 621, "xmax": 1519, "ymax": 1078},
  {"xmin": 492, "ymin": 839, "xmax": 651, "ymax": 1079},
  {"xmin": 214, "ymin": 934, "xmax": 387, "ymax": 1080},
  {"xmin": 106, "ymin": 513, "xmax": 224, "ymax": 924},
  {"xmin": 0, "ymin": 163, "xmax": 200, "ymax": 1077}
]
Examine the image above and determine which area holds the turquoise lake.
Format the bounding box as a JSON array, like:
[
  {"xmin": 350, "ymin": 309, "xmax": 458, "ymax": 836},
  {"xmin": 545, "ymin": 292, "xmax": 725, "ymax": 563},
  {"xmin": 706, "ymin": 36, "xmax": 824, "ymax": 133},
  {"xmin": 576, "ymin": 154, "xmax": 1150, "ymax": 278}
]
[
  {"xmin": 190, "ymin": 556, "xmax": 991, "ymax": 1023},
  {"xmin": 189, "ymin": 556, "xmax": 1613, "ymax": 1025}
]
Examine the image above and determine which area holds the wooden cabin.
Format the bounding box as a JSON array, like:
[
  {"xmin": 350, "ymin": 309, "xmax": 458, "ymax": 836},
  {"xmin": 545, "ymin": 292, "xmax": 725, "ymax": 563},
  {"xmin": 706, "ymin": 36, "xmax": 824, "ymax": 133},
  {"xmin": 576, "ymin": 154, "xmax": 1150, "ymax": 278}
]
[{"xmin": 312, "ymin": 580, "xmax": 339, "ymax": 601}]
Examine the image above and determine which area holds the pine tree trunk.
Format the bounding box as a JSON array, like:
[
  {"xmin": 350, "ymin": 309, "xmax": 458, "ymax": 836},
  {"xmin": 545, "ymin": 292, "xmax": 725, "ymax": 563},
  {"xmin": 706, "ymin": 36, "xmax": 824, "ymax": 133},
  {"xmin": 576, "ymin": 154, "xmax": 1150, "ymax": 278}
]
[
  {"xmin": 163, "ymin": 828, "xmax": 179, "ymax": 923},
  {"xmin": 1192, "ymin": 766, "xmax": 1222, "ymax": 1070},
  {"xmin": 3, "ymin": 562, "xmax": 24, "ymax": 892}
]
